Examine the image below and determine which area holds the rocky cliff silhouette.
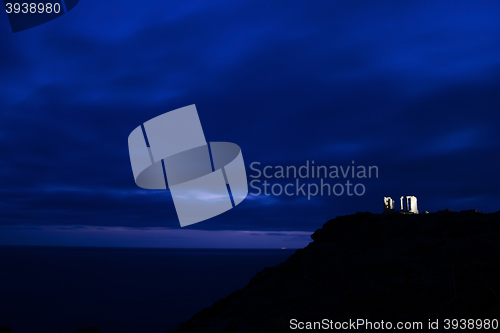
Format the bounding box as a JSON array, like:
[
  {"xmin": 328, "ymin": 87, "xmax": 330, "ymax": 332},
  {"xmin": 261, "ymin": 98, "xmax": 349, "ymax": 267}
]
[{"xmin": 168, "ymin": 211, "xmax": 500, "ymax": 332}]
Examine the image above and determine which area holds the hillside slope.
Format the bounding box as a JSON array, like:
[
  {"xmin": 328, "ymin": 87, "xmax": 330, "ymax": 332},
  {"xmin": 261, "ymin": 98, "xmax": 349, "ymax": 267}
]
[{"xmin": 168, "ymin": 211, "xmax": 500, "ymax": 332}]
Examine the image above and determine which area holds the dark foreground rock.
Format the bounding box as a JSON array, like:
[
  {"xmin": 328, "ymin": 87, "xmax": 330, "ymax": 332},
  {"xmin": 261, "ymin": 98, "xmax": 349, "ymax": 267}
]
[{"xmin": 168, "ymin": 211, "xmax": 500, "ymax": 332}]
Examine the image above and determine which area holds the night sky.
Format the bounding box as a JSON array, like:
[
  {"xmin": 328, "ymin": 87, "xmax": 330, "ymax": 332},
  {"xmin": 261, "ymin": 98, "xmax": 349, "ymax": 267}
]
[{"xmin": 1, "ymin": 0, "xmax": 500, "ymax": 248}]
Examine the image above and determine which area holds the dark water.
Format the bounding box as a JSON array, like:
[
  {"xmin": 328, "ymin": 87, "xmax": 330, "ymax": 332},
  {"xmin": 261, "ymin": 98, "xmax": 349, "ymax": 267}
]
[{"xmin": 0, "ymin": 246, "xmax": 295, "ymax": 333}]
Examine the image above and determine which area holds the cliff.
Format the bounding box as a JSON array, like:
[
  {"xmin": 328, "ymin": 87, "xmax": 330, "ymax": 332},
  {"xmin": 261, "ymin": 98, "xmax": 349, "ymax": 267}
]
[{"xmin": 168, "ymin": 211, "xmax": 500, "ymax": 332}]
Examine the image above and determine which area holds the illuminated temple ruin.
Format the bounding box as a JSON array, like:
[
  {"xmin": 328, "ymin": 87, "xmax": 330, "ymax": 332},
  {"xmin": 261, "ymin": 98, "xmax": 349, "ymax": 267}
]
[{"xmin": 383, "ymin": 196, "xmax": 418, "ymax": 214}]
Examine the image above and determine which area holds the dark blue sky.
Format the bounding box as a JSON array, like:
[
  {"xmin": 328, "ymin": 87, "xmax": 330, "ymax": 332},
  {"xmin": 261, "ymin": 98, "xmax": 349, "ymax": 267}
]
[{"xmin": 1, "ymin": 0, "xmax": 500, "ymax": 247}]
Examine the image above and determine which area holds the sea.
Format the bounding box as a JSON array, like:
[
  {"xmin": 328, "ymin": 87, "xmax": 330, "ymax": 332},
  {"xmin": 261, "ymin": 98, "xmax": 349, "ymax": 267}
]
[{"xmin": 0, "ymin": 246, "xmax": 295, "ymax": 333}]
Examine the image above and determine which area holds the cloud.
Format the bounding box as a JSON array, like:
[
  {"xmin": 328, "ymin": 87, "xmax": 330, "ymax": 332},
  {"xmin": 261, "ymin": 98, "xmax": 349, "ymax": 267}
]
[{"xmin": 1, "ymin": 0, "xmax": 500, "ymax": 237}]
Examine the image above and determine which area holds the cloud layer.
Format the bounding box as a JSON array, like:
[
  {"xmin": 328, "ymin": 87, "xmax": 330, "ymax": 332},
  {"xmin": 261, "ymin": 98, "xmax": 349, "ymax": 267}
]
[{"xmin": 1, "ymin": 0, "xmax": 500, "ymax": 243}]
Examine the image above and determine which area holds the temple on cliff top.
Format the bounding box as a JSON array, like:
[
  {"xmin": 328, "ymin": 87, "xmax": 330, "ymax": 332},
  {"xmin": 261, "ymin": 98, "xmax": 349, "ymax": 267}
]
[{"xmin": 383, "ymin": 196, "xmax": 418, "ymax": 214}]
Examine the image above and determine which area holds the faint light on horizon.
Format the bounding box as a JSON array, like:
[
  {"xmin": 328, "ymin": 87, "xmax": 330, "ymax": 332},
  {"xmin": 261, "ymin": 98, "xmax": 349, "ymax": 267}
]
[{"xmin": 0, "ymin": 225, "xmax": 311, "ymax": 249}]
